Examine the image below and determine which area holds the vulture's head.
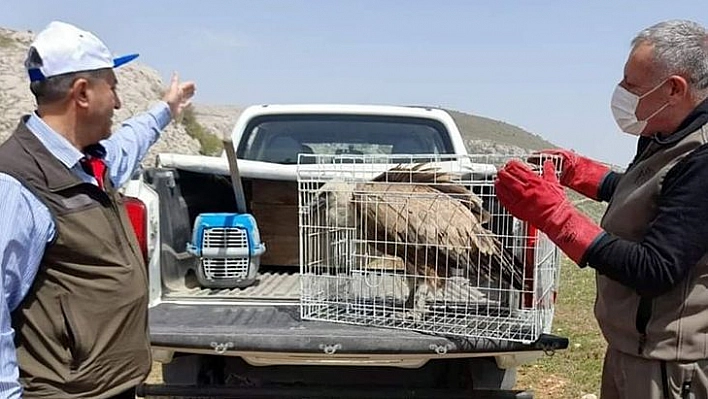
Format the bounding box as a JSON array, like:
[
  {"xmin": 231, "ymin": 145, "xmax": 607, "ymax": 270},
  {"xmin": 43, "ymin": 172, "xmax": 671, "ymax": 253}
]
[{"xmin": 312, "ymin": 180, "xmax": 357, "ymax": 228}]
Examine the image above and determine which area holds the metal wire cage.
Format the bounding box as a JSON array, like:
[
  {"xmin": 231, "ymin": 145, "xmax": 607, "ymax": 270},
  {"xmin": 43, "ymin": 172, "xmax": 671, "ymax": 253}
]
[{"xmin": 297, "ymin": 153, "xmax": 562, "ymax": 344}]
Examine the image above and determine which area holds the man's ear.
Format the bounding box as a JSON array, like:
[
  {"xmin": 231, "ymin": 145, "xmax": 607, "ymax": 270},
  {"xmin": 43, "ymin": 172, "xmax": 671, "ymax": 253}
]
[
  {"xmin": 668, "ymin": 75, "xmax": 690, "ymax": 103},
  {"xmin": 71, "ymin": 78, "xmax": 91, "ymax": 109}
]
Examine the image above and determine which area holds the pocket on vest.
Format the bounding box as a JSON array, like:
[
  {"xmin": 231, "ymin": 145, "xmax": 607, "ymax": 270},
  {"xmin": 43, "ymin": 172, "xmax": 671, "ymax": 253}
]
[{"xmin": 59, "ymin": 294, "xmax": 89, "ymax": 371}]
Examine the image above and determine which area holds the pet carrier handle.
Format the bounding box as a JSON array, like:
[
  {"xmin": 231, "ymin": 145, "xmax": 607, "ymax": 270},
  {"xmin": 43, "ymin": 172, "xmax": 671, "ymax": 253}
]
[
  {"xmin": 523, "ymin": 223, "xmax": 538, "ymax": 309},
  {"xmin": 223, "ymin": 137, "xmax": 248, "ymax": 214}
]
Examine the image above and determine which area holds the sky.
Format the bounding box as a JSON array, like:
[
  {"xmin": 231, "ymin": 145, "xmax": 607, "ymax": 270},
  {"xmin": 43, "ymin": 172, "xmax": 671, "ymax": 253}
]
[{"xmin": 0, "ymin": 1, "xmax": 705, "ymax": 166}]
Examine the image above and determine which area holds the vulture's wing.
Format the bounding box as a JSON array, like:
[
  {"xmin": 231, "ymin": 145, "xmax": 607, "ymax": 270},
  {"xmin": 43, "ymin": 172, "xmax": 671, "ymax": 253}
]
[
  {"xmin": 352, "ymin": 182, "xmax": 522, "ymax": 290},
  {"xmin": 371, "ymin": 163, "xmax": 491, "ymax": 224}
]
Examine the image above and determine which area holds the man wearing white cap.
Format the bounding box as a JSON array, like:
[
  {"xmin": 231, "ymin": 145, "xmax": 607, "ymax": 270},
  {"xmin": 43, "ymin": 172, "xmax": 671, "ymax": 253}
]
[{"xmin": 0, "ymin": 21, "xmax": 195, "ymax": 398}]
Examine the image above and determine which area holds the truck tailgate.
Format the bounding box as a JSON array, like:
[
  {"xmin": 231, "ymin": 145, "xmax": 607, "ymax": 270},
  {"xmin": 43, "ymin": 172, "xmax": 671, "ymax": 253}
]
[{"xmin": 149, "ymin": 302, "xmax": 566, "ymax": 356}]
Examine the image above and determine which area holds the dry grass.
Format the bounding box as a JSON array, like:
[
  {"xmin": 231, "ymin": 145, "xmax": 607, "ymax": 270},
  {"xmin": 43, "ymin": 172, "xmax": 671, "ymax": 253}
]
[
  {"xmin": 514, "ymin": 256, "xmax": 606, "ymax": 398},
  {"xmin": 146, "ymin": 362, "xmax": 163, "ymax": 384},
  {"xmin": 515, "ymin": 197, "xmax": 608, "ymax": 398}
]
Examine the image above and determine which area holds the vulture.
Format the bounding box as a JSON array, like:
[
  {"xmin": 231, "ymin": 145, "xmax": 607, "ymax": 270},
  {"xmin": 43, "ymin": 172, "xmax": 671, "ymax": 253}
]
[{"xmin": 311, "ymin": 163, "xmax": 524, "ymax": 320}]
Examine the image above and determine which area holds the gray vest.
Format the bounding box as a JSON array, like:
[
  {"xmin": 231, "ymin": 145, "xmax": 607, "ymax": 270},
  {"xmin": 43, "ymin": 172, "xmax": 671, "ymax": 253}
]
[
  {"xmin": 596, "ymin": 124, "xmax": 708, "ymax": 361},
  {"xmin": 0, "ymin": 119, "xmax": 151, "ymax": 398}
]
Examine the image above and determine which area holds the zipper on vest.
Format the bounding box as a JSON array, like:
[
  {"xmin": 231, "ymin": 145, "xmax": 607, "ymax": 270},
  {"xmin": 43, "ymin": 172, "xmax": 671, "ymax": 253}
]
[
  {"xmin": 636, "ymin": 296, "xmax": 652, "ymax": 355},
  {"xmin": 106, "ymin": 194, "xmax": 148, "ymax": 293},
  {"xmin": 97, "ymin": 189, "xmax": 139, "ymax": 267},
  {"xmin": 637, "ymin": 333, "xmax": 647, "ymax": 355}
]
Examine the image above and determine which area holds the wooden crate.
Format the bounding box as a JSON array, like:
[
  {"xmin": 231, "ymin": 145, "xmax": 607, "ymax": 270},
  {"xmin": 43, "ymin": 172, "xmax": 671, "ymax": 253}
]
[{"xmin": 249, "ymin": 179, "xmax": 300, "ymax": 267}]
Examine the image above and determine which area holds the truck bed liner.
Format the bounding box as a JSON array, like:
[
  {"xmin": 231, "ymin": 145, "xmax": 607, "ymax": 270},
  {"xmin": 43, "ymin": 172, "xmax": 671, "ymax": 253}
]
[
  {"xmin": 164, "ymin": 270, "xmax": 491, "ymax": 303},
  {"xmin": 165, "ymin": 271, "xmax": 300, "ymax": 301}
]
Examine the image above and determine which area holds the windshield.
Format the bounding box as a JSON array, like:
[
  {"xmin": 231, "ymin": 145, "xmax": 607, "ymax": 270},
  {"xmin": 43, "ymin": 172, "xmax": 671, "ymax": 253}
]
[{"xmin": 237, "ymin": 114, "xmax": 454, "ymax": 164}]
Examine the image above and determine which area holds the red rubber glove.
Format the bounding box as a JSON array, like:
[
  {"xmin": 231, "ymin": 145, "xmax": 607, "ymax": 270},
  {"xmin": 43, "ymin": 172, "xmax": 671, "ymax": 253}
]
[
  {"xmin": 494, "ymin": 159, "xmax": 604, "ymax": 264},
  {"xmin": 527, "ymin": 149, "xmax": 611, "ymax": 201}
]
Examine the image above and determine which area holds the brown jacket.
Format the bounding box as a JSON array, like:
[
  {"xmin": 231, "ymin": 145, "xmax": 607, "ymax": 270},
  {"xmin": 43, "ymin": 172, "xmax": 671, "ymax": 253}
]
[
  {"xmin": 596, "ymin": 123, "xmax": 708, "ymax": 361},
  {"xmin": 0, "ymin": 119, "xmax": 151, "ymax": 398}
]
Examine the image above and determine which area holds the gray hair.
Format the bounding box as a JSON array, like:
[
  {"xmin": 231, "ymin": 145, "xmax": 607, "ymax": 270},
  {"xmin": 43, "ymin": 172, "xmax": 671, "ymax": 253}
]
[
  {"xmin": 632, "ymin": 20, "xmax": 708, "ymax": 101},
  {"xmin": 29, "ymin": 69, "xmax": 112, "ymax": 105}
]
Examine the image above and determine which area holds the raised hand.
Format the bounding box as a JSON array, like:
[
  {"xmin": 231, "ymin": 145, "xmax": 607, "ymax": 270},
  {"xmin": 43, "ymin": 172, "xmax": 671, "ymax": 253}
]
[{"xmin": 163, "ymin": 72, "xmax": 196, "ymax": 121}]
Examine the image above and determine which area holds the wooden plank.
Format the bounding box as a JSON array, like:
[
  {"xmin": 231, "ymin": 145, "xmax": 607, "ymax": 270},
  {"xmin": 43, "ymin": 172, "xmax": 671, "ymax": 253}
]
[
  {"xmin": 260, "ymin": 234, "xmax": 299, "ymax": 267},
  {"xmin": 251, "ymin": 203, "xmax": 299, "ymax": 237},
  {"xmin": 248, "ymin": 179, "xmax": 301, "ymax": 267},
  {"xmin": 249, "ymin": 179, "xmax": 299, "ymax": 205}
]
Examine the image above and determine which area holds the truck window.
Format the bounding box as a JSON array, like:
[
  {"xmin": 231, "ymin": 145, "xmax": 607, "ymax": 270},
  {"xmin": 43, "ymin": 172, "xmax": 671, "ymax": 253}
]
[{"xmin": 237, "ymin": 114, "xmax": 455, "ymax": 164}]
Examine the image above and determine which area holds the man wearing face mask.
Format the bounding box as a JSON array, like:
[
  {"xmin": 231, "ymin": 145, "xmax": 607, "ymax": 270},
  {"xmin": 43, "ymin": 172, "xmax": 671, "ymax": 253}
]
[{"xmin": 494, "ymin": 20, "xmax": 708, "ymax": 398}]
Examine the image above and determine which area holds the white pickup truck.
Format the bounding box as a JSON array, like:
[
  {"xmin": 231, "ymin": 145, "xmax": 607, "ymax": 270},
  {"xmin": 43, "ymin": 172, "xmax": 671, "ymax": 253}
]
[{"xmin": 124, "ymin": 104, "xmax": 568, "ymax": 398}]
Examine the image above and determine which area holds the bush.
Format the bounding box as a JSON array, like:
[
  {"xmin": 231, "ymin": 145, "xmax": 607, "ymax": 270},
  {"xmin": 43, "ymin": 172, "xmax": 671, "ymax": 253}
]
[{"xmin": 180, "ymin": 106, "xmax": 223, "ymax": 156}]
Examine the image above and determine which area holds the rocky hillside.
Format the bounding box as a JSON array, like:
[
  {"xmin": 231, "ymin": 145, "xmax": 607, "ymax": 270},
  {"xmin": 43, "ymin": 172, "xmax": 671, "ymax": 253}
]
[
  {"xmin": 0, "ymin": 27, "xmax": 200, "ymax": 166},
  {"xmin": 192, "ymin": 104, "xmax": 242, "ymax": 140},
  {"xmin": 0, "ymin": 26, "xmax": 556, "ymax": 164}
]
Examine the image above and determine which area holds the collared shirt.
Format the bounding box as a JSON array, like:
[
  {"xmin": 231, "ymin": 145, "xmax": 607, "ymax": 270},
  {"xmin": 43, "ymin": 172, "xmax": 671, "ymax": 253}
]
[{"xmin": 0, "ymin": 102, "xmax": 171, "ymax": 398}]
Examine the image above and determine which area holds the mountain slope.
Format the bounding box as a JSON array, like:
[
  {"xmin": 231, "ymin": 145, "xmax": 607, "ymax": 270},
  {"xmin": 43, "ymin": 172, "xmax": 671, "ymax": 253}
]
[
  {"xmin": 447, "ymin": 110, "xmax": 557, "ymax": 155},
  {"xmin": 0, "ymin": 27, "xmax": 200, "ymax": 166}
]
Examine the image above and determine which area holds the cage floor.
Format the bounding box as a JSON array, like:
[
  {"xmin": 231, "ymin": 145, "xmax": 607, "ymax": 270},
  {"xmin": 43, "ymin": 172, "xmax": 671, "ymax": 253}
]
[
  {"xmin": 301, "ymin": 302, "xmax": 538, "ymax": 343},
  {"xmin": 301, "ymin": 272, "xmax": 515, "ymax": 305}
]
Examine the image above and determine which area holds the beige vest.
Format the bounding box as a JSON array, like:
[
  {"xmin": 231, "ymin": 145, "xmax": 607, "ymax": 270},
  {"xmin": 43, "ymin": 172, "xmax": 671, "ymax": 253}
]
[
  {"xmin": 0, "ymin": 119, "xmax": 151, "ymax": 398},
  {"xmin": 595, "ymin": 124, "xmax": 708, "ymax": 361}
]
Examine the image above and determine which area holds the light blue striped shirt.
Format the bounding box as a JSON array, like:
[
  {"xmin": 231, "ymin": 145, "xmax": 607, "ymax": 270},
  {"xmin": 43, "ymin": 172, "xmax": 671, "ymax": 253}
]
[{"xmin": 0, "ymin": 102, "xmax": 171, "ymax": 398}]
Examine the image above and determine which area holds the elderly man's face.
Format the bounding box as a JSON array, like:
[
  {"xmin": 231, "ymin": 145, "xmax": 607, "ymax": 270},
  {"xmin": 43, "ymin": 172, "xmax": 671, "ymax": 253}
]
[
  {"xmin": 619, "ymin": 43, "xmax": 673, "ymax": 136},
  {"xmin": 83, "ymin": 70, "xmax": 121, "ymax": 142}
]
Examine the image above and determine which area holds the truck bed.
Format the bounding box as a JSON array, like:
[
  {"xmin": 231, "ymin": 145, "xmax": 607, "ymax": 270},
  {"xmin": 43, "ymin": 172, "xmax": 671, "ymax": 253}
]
[
  {"xmin": 148, "ymin": 164, "xmax": 567, "ymax": 360},
  {"xmin": 156, "ymin": 268, "xmax": 567, "ymax": 356},
  {"xmin": 164, "ymin": 270, "xmax": 488, "ymax": 303},
  {"xmin": 164, "ymin": 271, "xmax": 301, "ymax": 302}
]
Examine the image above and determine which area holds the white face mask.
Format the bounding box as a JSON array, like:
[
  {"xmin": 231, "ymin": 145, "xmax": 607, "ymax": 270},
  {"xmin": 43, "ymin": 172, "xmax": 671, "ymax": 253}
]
[{"xmin": 611, "ymin": 79, "xmax": 670, "ymax": 136}]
